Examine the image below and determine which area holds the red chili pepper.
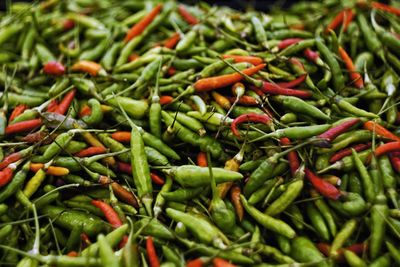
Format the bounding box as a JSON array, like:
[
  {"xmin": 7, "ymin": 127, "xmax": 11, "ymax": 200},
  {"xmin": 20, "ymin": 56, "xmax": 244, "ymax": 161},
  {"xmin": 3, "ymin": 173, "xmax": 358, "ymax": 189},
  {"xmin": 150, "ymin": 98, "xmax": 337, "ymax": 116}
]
[
  {"xmin": 222, "ymin": 55, "xmax": 263, "ymax": 66},
  {"xmin": 5, "ymin": 119, "xmax": 42, "ymax": 135},
  {"xmin": 146, "ymin": 236, "xmax": 160, "ymax": 267},
  {"xmin": 43, "ymin": 61, "xmax": 65, "ymax": 76},
  {"xmin": 338, "ymin": 47, "xmax": 363, "ymax": 88},
  {"xmin": 303, "ymin": 49, "xmax": 320, "ymax": 63},
  {"xmin": 55, "ymin": 89, "xmax": 76, "ymax": 115},
  {"xmin": 91, "ymin": 199, "xmax": 122, "ymax": 228},
  {"xmin": 280, "ymin": 137, "xmax": 300, "ymax": 176},
  {"xmin": 79, "ymin": 104, "xmax": 91, "ymax": 117},
  {"xmin": 342, "ymin": 9, "xmax": 355, "ymax": 32},
  {"xmin": 249, "ymin": 86, "xmax": 264, "ymax": 97},
  {"xmin": 196, "ymin": 151, "xmax": 208, "ymax": 167},
  {"xmin": 253, "ymin": 82, "xmax": 312, "ymax": 98},
  {"xmin": 371, "ymin": 2, "xmax": 400, "ymax": 16},
  {"xmin": 47, "ymin": 99, "xmax": 59, "ymax": 113},
  {"xmin": 317, "ymin": 242, "xmax": 331, "ymax": 257},
  {"xmin": 66, "ymin": 251, "xmax": 78, "ymax": 257},
  {"xmin": 277, "ymin": 38, "xmax": 303, "ymax": 50},
  {"xmin": 231, "ymin": 113, "xmax": 271, "ymax": 137},
  {"xmin": 213, "ymin": 258, "xmax": 237, "ymax": 267},
  {"xmin": 74, "ymin": 146, "xmax": 106, "ymax": 157},
  {"xmin": 0, "ymin": 153, "xmax": 22, "ymax": 170},
  {"xmin": 8, "ymin": 104, "xmax": 28, "ymax": 123},
  {"xmin": 167, "ymin": 67, "xmax": 176, "ymax": 76},
  {"xmin": 363, "ymin": 121, "xmax": 400, "ymax": 142},
  {"xmin": 186, "ymin": 258, "xmax": 204, "ymax": 267},
  {"xmin": 150, "ymin": 172, "xmax": 165, "ymax": 185},
  {"xmin": 325, "ymin": 10, "xmax": 345, "ymax": 33},
  {"xmin": 22, "ymin": 131, "xmax": 54, "ymax": 144},
  {"xmin": 117, "ymin": 161, "xmax": 132, "ymax": 174},
  {"xmin": 163, "ymin": 33, "xmax": 181, "ymax": 49},
  {"xmin": 329, "ymin": 143, "xmax": 371, "ymax": 163},
  {"xmin": 194, "ymin": 64, "xmax": 266, "ymax": 92},
  {"xmin": 125, "ymin": 4, "xmax": 163, "ymax": 43},
  {"xmin": 276, "ymin": 74, "xmax": 307, "ymax": 88},
  {"xmin": 178, "ymin": 5, "xmax": 198, "ymax": 25},
  {"xmin": 305, "ymin": 168, "xmax": 342, "ymax": 200},
  {"xmin": 318, "ymin": 118, "xmax": 360, "ymax": 143},
  {"xmin": 390, "ymin": 152, "xmax": 400, "ymax": 173},
  {"xmin": 62, "ymin": 19, "xmax": 75, "ymax": 31},
  {"xmin": 227, "ymin": 95, "xmax": 259, "ymax": 106},
  {"xmin": 111, "ymin": 131, "xmax": 131, "ymax": 143},
  {"xmin": 159, "ymin": 95, "xmax": 174, "ymax": 105},
  {"xmin": 0, "ymin": 167, "xmax": 14, "ymax": 188},
  {"xmin": 373, "ymin": 142, "xmax": 400, "ymax": 157}
]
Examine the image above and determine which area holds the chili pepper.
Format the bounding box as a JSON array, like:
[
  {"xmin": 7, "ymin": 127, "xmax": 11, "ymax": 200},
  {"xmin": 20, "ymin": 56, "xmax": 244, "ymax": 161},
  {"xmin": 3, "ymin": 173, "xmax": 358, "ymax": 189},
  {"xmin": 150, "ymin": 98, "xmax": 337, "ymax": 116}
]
[
  {"xmin": 305, "ymin": 168, "xmax": 341, "ymax": 200},
  {"xmin": 8, "ymin": 104, "xmax": 28, "ymax": 123},
  {"xmin": 43, "ymin": 61, "xmax": 65, "ymax": 76},
  {"xmin": 231, "ymin": 113, "xmax": 271, "ymax": 137},
  {"xmin": 274, "ymin": 95, "xmax": 330, "ymax": 120},
  {"xmin": 150, "ymin": 172, "xmax": 165, "ymax": 185},
  {"xmin": 326, "ymin": 9, "xmax": 346, "ymax": 33},
  {"xmin": 338, "ymin": 46, "xmax": 364, "ymax": 88},
  {"xmin": 317, "ymin": 118, "xmax": 360, "ymax": 146},
  {"xmin": 163, "ymin": 33, "xmax": 181, "ymax": 49},
  {"xmin": 363, "ymin": 120, "xmax": 400, "ymax": 142},
  {"xmin": 213, "ymin": 258, "xmax": 236, "ymax": 267},
  {"xmin": 329, "ymin": 143, "xmax": 371, "ymax": 163},
  {"xmin": 229, "ymin": 185, "xmax": 243, "ymax": 221},
  {"xmin": 196, "ymin": 151, "xmax": 208, "ymax": 167},
  {"xmin": 5, "ymin": 118, "xmax": 42, "ymax": 135},
  {"xmin": 91, "ymin": 200, "xmax": 122, "ymax": 228},
  {"xmin": 194, "ymin": 64, "xmax": 265, "ymax": 92},
  {"xmin": 222, "ymin": 55, "xmax": 263, "ymax": 65},
  {"xmin": 371, "ymin": 2, "xmax": 400, "ymax": 16},
  {"xmin": 146, "ymin": 236, "xmax": 160, "ymax": 267},
  {"xmin": 74, "ymin": 146, "xmax": 106, "ymax": 158},
  {"xmin": 124, "ymin": 4, "xmax": 163, "ymax": 42}
]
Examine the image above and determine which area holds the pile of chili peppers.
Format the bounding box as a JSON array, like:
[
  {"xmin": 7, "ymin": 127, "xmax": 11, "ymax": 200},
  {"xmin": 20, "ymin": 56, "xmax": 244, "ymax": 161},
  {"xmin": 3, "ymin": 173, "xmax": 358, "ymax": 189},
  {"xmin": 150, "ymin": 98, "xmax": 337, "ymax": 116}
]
[{"xmin": 0, "ymin": 0, "xmax": 400, "ymax": 266}]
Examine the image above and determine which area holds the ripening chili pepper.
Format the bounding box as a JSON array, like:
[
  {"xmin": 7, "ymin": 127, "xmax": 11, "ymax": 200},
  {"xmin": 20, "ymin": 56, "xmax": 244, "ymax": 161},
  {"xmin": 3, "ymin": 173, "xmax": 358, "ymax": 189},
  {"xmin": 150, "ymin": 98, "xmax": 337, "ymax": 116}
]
[
  {"xmin": 212, "ymin": 91, "xmax": 231, "ymax": 110},
  {"xmin": 5, "ymin": 118, "xmax": 42, "ymax": 135},
  {"xmin": 146, "ymin": 236, "xmax": 160, "ymax": 267},
  {"xmin": 371, "ymin": 2, "xmax": 400, "ymax": 16},
  {"xmin": 330, "ymin": 143, "xmax": 371, "ymax": 163},
  {"xmin": 66, "ymin": 251, "xmax": 78, "ymax": 257},
  {"xmin": 338, "ymin": 47, "xmax": 363, "ymax": 88},
  {"xmin": 159, "ymin": 95, "xmax": 174, "ymax": 105},
  {"xmin": 230, "ymin": 185, "xmax": 243, "ymax": 221},
  {"xmin": 280, "ymin": 137, "xmax": 300, "ymax": 176},
  {"xmin": 111, "ymin": 131, "xmax": 131, "ymax": 143},
  {"xmin": 363, "ymin": 121, "xmax": 400, "ymax": 142},
  {"xmin": 196, "ymin": 151, "xmax": 208, "ymax": 167},
  {"xmin": 22, "ymin": 131, "xmax": 54, "ymax": 144},
  {"xmin": 227, "ymin": 95, "xmax": 258, "ymax": 106},
  {"xmin": 0, "ymin": 147, "xmax": 33, "ymax": 170},
  {"xmin": 124, "ymin": 4, "xmax": 163, "ymax": 42},
  {"xmin": 74, "ymin": 147, "xmax": 106, "ymax": 158},
  {"xmin": 43, "ymin": 61, "xmax": 65, "ymax": 76},
  {"xmin": 117, "ymin": 161, "xmax": 132, "ymax": 174},
  {"xmin": 163, "ymin": 32, "xmax": 181, "ymax": 49},
  {"xmin": 373, "ymin": 142, "xmax": 400, "ymax": 157},
  {"xmin": 277, "ymin": 38, "xmax": 303, "ymax": 50},
  {"xmin": 213, "ymin": 258, "xmax": 237, "ymax": 267},
  {"xmin": 231, "ymin": 113, "xmax": 272, "ymax": 137},
  {"xmin": 186, "ymin": 258, "xmax": 204, "ymax": 267},
  {"xmin": 47, "ymin": 99, "xmax": 59, "ymax": 113},
  {"xmin": 91, "ymin": 200, "xmax": 123, "ymax": 228},
  {"xmin": 30, "ymin": 163, "xmax": 69, "ymax": 176},
  {"xmin": 54, "ymin": 89, "xmax": 76, "ymax": 115},
  {"xmin": 317, "ymin": 118, "xmax": 360, "ymax": 144},
  {"xmin": 305, "ymin": 168, "xmax": 341, "ymax": 200},
  {"xmin": 222, "ymin": 55, "xmax": 263, "ymax": 65},
  {"xmin": 98, "ymin": 175, "xmax": 139, "ymax": 208},
  {"xmin": 79, "ymin": 104, "xmax": 91, "ymax": 117},
  {"xmin": 178, "ymin": 4, "xmax": 198, "ymax": 25},
  {"xmin": 71, "ymin": 60, "xmax": 102, "ymax": 76},
  {"xmin": 8, "ymin": 104, "xmax": 28, "ymax": 123},
  {"xmin": 150, "ymin": 172, "xmax": 165, "ymax": 185},
  {"xmin": 194, "ymin": 64, "xmax": 265, "ymax": 92}
]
